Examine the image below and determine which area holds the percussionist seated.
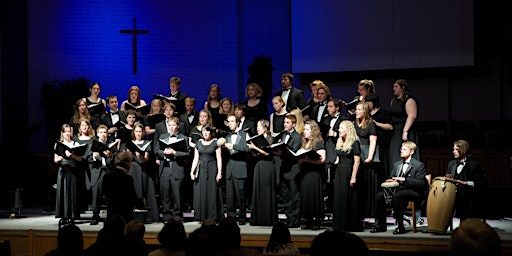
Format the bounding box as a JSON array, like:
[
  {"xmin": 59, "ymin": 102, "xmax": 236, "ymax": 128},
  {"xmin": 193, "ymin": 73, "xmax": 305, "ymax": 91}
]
[{"xmin": 371, "ymin": 141, "xmax": 428, "ymax": 234}]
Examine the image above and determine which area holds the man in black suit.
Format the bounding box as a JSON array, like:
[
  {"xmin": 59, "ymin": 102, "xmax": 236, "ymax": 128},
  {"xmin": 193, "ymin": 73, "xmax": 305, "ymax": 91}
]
[
  {"xmin": 445, "ymin": 140, "xmax": 484, "ymax": 221},
  {"xmin": 224, "ymin": 114, "xmax": 250, "ymax": 225},
  {"xmin": 234, "ymin": 103, "xmax": 256, "ymax": 136},
  {"xmin": 371, "ymin": 141, "xmax": 427, "ymax": 234},
  {"xmin": 179, "ymin": 97, "xmax": 199, "ymax": 136},
  {"xmin": 274, "ymin": 114, "xmax": 303, "ymax": 228},
  {"xmin": 101, "ymin": 95, "xmax": 127, "ymax": 141},
  {"xmin": 102, "ymin": 151, "xmax": 138, "ymax": 223},
  {"xmin": 274, "ymin": 73, "xmax": 305, "ymax": 112},
  {"xmin": 153, "ymin": 102, "xmax": 185, "ymax": 153},
  {"xmin": 309, "ymin": 84, "xmax": 331, "ymax": 135},
  {"xmin": 156, "ymin": 117, "xmax": 190, "ymax": 222}
]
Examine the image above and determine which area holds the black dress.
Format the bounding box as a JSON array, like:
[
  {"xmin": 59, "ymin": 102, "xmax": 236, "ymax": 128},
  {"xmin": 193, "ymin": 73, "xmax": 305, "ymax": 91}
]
[
  {"xmin": 245, "ymin": 99, "xmax": 269, "ymax": 124},
  {"xmin": 250, "ymin": 135, "xmax": 277, "ymax": 226},
  {"xmin": 333, "ymin": 140, "xmax": 363, "ymax": 232},
  {"xmin": 355, "ymin": 121, "xmax": 378, "ymax": 218},
  {"xmin": 54, "ymin": 140, "xmax": 84, "ymax": 219},
  {"xmin": 299, "ymin": 141, "xmax": 325, "ymax": 227},
  {"xmin": 389, "ymin": 97, "xmax": 420, "ymax": 167},
  {"xmin": 193, "ymin": 140, "xmax": 224, "ymax": 221}
]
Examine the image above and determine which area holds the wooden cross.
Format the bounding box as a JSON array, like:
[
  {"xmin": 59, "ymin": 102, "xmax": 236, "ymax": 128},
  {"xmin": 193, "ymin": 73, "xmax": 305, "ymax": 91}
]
[{"xmin": 120, "ymin": 17, "xmax": 149, "ymax": 74}]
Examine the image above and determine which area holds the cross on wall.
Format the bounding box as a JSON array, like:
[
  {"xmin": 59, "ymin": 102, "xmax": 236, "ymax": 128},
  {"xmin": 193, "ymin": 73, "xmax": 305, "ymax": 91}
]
[{"xmin": 120, "ymin": 17, "xmax": 149, "ymax": 74}]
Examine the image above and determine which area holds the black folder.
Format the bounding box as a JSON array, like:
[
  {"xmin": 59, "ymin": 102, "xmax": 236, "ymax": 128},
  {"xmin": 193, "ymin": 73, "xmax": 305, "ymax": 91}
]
[
  {"xmin": 125, "ymin": 102, "xmax": 151, "ymax": 115},
  {"xmin": 54, "ymin": 141, "xmax": 88, "ymax": 157}
]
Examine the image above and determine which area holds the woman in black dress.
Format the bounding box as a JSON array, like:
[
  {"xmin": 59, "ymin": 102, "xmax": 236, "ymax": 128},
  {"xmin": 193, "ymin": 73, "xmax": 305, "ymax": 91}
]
[
  {"xmin": 298, "ymin": 120, "xmax": 326, "ymax": 230},
  {"xmin": 354, "ymin": 102, "xmax": 379, "ymax": 222},
  {"xmin": 54, "ymin": 124, "xmax": 85, "ymax": 220},
  {"xmin": 189, "ymin": 125, "xmax": 225, "ymax": 222},
  {"xmin": 244, "ymin": 83, "xmax": 268, "ymax": 125},
  {"xmin": 248, "ymin": 119, "xmax": 277, "ymax": 226},
  {"xmin": 389, "ymin": 79, "xmax": 420, "ymax": 168},
  {"xmin": 332, "ymin": 120, "xmax": 362, "ymax": 231}
]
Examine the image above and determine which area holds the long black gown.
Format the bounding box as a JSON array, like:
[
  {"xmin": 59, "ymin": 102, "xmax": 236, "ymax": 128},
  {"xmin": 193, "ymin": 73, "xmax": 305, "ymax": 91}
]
[
  {"xmin": 333, "ymin": 140, "xmax": 363, "ymax": 232},
  {"xmin": 299, "ymin": 141, "xmax": 325, "ymax": 227},
  {"xmin": 250, "ymin": 135, "xmax": 277, "ymax": 226},
  {"xmin": 193, "ymin": 140, "xmax": 224, "ymax": 222},
  {"xmin": 55, "ymin": 140, "xmax": 84, "ymax": 219},
  {"xmin": 355, "ymin": 121, "xmax": 379, "ymax": 218}
]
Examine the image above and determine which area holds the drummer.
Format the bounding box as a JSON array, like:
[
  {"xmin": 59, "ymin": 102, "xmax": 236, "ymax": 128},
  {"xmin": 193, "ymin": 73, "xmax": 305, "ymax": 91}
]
[
  {"xmin": 445, "ymin": 140, "xmax": 484, "ymax": 221},
  {"xmin": 371, "ymin": 141, "xmax": 428, "ymax": 234}
]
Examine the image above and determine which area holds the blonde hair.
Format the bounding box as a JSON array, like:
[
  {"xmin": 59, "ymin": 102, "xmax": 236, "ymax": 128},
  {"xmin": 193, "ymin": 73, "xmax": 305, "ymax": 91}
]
[
  {"xmin": 290, "ymin": 108, "xmax": 304, "ymax": 134},
  {"xmin": 245, "ymin": 83, "xmax": 263, "ymax": 98},
  {"xmin": 336, "ymin": 120, "xmax": 359, "ymax": 152}
]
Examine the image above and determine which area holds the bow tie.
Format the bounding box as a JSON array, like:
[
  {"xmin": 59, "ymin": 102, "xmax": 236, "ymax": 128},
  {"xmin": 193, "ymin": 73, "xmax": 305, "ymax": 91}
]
[
  {"xmin": 111, "ymin": 112, "xmax": 119, "ymax": 115},
  {"xmin": 282, "ymin": 88, "xmax": 290, "ymax": 91},
  {"xmin": 403, "ymin": 161, "xmax": 409, "ymax": 165},
  {"xmin": 230, "ymin": 131, "xmax": 238, "ymax": 135},
  {"xmin": 458, "ymin": 161, "xmax": 465, "ymax": 166},
  {"xmin": 319, "ymin": 102, "xmax": 326, "ymax": 106},
  {"xmin": 169, "ymin": 134, "xmax": 178, "ymax": 138},
  {"xmin": 284, "ymin": 131, "xmax": 291, "ymax": 136},
  {"xmin": 187, "ymin": 113, "xmax": 194, "ymax": 117}
]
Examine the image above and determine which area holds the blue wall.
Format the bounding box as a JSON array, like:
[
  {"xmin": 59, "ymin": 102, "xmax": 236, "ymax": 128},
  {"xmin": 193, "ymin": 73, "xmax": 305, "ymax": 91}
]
[{"xmin": 27, "ymin": 0, "xmax": 291, "ymax": 152}]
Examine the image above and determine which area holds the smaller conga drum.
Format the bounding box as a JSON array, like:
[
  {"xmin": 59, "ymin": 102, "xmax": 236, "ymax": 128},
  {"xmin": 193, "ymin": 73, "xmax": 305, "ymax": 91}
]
[
  {"xmin": 427, "ymin": 177, "xmax": 457, "ymax": 234},
  {"xmin": 381, "ymin": 181, "xmax": 399, "ymax": 205}
]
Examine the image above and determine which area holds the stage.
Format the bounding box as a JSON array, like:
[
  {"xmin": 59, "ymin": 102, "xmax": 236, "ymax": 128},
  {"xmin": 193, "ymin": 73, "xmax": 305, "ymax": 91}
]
[{"xmin": 1, "ymin": 208, "xmax": 512, "ymax": 256}]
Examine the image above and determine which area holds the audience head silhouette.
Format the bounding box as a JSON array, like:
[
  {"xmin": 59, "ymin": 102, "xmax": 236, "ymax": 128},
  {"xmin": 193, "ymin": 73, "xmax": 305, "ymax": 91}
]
[
  {"xmin": 450, "ymin": 218, "xmax": 502, "ymax": 256},
  {"xmin": 310, "ymin": 229, "xmax": 368, "ymax": 256}
]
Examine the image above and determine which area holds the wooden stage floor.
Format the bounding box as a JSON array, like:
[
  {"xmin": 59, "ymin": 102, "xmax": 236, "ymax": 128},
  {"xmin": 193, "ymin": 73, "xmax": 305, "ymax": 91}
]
[{"xmin": 1, "ymin": 208, "xmax": 512, "ymax": 256}]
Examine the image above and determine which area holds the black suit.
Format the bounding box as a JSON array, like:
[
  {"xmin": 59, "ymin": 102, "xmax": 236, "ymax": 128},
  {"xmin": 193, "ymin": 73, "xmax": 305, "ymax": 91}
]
[
  {"xmin": 275, "ymin": 87, "xmax": 305, "ymax": 112},
  {"xmin": 375, "ymin": 158, "xmax": 427, "ymax": 229},
  {"xmin": 279, "ymin": 130, "xmax": 302, "ymax": 227},
  {"xmin": 101, "ymin": 111, "xmax": 127, "ymax": 140},
  {"xmin": 446, "ymin": 158, "xmax": 484, "ymax": 220},
  {"xmin": 225, "ymin": 130, "xmax": 250, "ymax": 221},
  {"xmin": 152, "ymin": 119, "xmax": 186, "ymax": 153},
  {"xmin": 179, "ymin": 111, "xmax": 199, "ymax": 136},
  {"xmin": 239, "ymin": 118, "xmax": 256, "ymax": 137},
  {"xmin": 156, "ymin": 133, "xmax": 190, "ymax": 221}
]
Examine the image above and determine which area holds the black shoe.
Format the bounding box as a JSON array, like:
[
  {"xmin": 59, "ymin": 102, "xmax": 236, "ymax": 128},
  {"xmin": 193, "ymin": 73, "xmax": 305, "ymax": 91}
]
[
  {"xmin": 370, "ymin": 227, "xmax": 387, "ymax": 233},
  {"xmin": 393, "ymin": 227, "xmax": 407, "ymax": 234},
  {"xmin": 90, "ymin": 219, "xmax": 99, "ymax": 225}
]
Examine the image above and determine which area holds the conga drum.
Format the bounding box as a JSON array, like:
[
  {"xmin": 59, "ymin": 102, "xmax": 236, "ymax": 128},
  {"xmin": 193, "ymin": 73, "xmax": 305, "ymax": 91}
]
[
  {"xmin": 427, "ymin": 177, "xmax": 457, "ymax": 234},
  {"xmin": 381, "ymin": 181, "xmax": 399, "ymax": 205}
]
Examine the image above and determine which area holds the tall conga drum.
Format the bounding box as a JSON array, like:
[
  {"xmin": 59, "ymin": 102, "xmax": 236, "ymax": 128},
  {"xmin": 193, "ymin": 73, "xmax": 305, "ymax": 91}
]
[{"xmin": 427, "ymin": 177, "xmax": 457, "ymax": 234}]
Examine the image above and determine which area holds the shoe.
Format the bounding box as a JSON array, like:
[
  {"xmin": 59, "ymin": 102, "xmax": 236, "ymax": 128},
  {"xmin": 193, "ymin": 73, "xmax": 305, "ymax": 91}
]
[
  {"xmin": 393, "ymin": 227, "xmax": 407, "ymax": 234},
  {"xmin": 417, "ymin": 218, "xmax": 424, "ymax": 225},
  {"xmin": 238, "ymin": 219, "xmax": 246, "ymax": 225},
  {"xmin": 370, "ymin": 227, "xmax": 387, "ymax": 233},
  {"xmin": 90, "ymin": 219, "xmax": 99, "ymax": 225}
]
